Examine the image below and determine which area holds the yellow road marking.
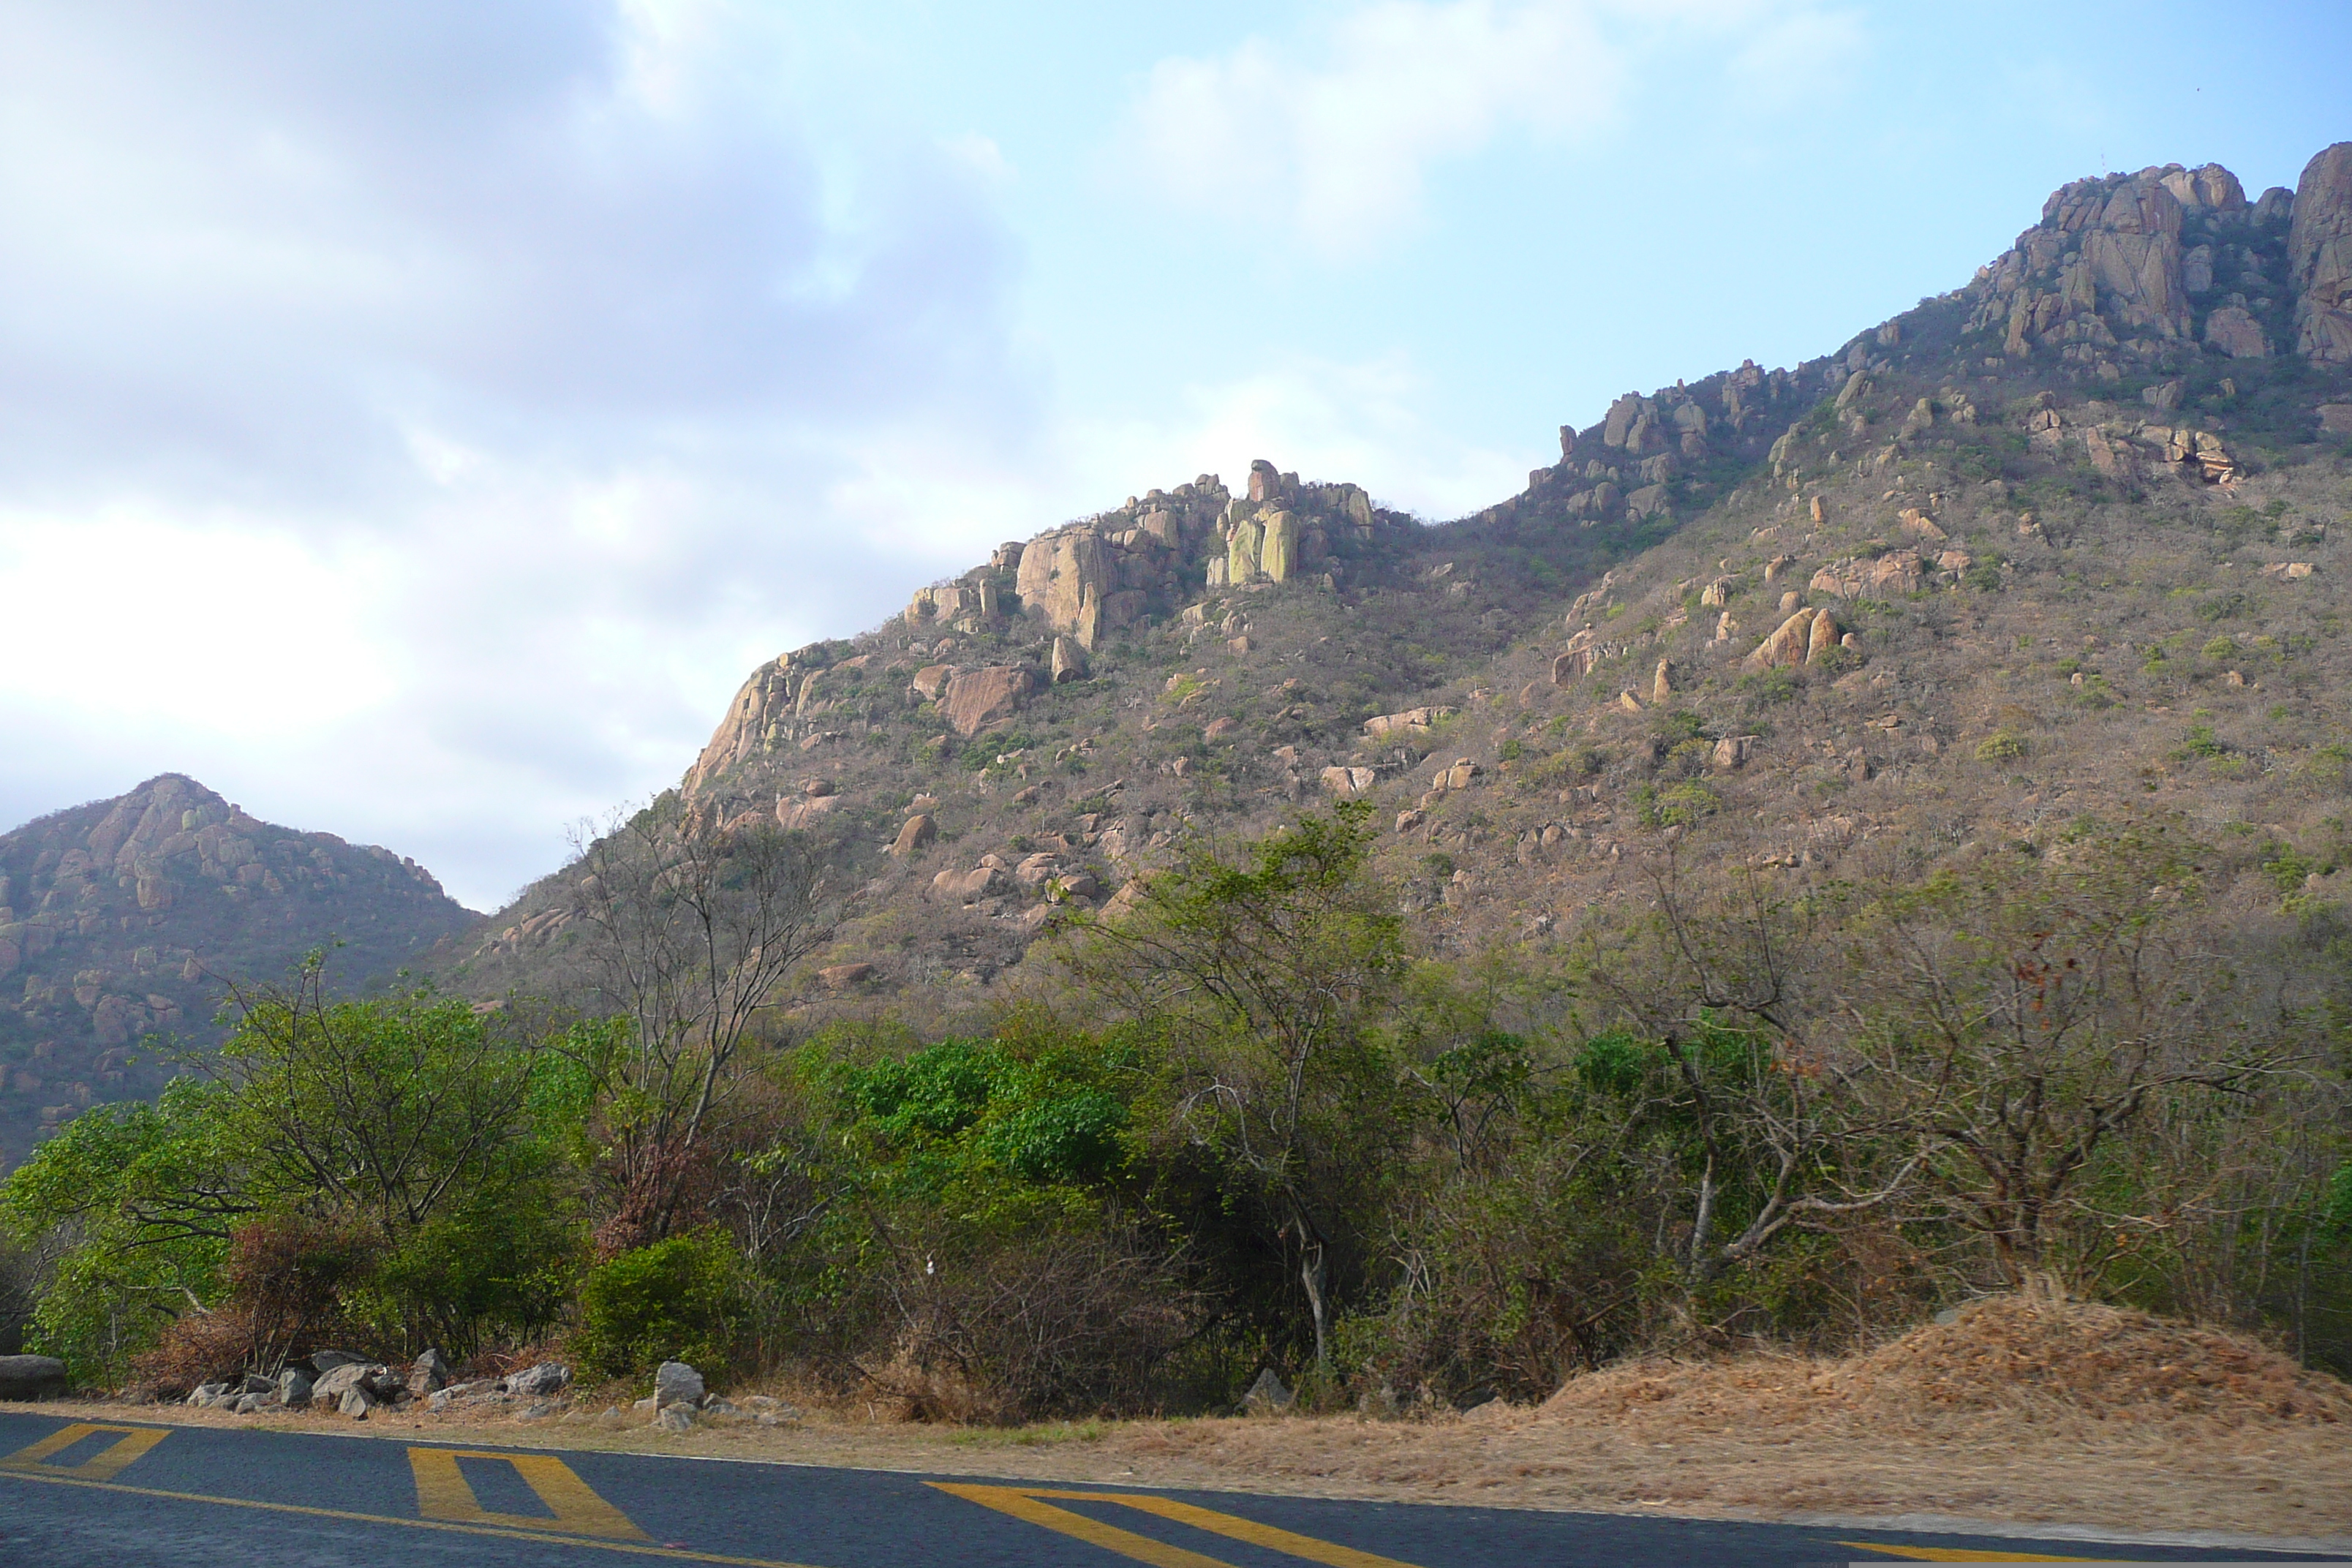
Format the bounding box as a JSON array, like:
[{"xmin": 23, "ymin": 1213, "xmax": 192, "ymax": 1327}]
[
  {"xmin": 1841, "ymin": 1545, "xmax": 2106, "ymax": 1561},
  {"xmin": 410, "ymin": 1446, "xmax": 650, "ymax": 1539},
  {"xmin": 932, "ymin": 1484, "xmax": 1231, "ymax": 1568},
  {"xmin": 1, "ymin": 1422, "xmax": 170, "ymax": 1480},
  {"xmin": 930, "ymin": 1482, "xmax": 1425, "ymax": 1568},
  {"xmin": 0, "ymin": 1455, "xmax": 814, "ymax": 1567}
]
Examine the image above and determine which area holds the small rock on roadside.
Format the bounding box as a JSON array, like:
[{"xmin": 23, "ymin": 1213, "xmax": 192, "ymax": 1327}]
[
  {"xmin": 409, "ymin": 1348, "xmax": 451, "ymax": 1395},
  {"xmin": 1242, "ymin": 1368, "xmax": 1294, "ymax": 1414},
  {"xmin": 502, "ymin": 1362, "xmax": 570, "ymax": 1398},
  {"xmin": 654, "ymin": 1360, "xmax": 706, "ymax": 1410}
]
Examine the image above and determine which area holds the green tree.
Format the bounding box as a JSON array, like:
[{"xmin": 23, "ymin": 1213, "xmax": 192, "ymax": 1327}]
[
  {"xmin": 0, "ymin": 1077, "xmax": 242, "ymax": 1379},
  {"xmin": 573, "ymin": 1231, "xmax": 747, "ymax": 1380},
  {"xmin": 216, "ymin": 960, "xmax": 549, "ymax": 1240},
  {"xmin": 0, "ymin": 967, "xmax": 579, "ymax": 1376},
  {"xmin": 1065, "ymin": 804, "xmax": 1407, "ymax": 1366}
]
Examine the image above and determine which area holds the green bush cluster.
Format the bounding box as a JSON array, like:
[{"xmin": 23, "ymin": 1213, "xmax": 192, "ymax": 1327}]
[{"xmin": 574, "ymin": 1234, "xmax": 747, "ymax": 1381}]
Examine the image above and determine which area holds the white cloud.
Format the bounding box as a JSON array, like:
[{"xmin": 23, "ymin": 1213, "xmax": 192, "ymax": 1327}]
[
  {"xmin": 1109, "ymin": 0, "xmax": 1866, "ymax": 255},
  {"xmin": 1119, "ymin": 1, "xmax": 1616, "ymax": 252},
  {"xmin": 1722, "ymin": 6, "xmax": 1867, "ymax": 113},
  {"xmin": 0, "ymin": 1, "xmax": 1039, "ymax": 907}
]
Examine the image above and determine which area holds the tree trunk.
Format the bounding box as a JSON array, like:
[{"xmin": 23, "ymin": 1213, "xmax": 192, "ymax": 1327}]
[{"xmin": 1300, "ymin": 1238, "xmax": 1330, "ymax": 1369}]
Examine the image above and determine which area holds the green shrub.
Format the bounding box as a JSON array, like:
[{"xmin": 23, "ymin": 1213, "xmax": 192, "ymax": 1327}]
[
  {"xmin": 573, "ymin": 1233, "xmax": 746, "ymax": 1381},
  {"xmin": 1736, "ymin": 666, "xmax": 1799, "ymax": 706},
  {"xmin": 1633, "ymin": 783, "xmax": 1721, "ymax": 829},
  {"xmin": 2174, "ymin": 725, "xmax": 2229, "ymax": 761},
  {"xmin": 359, "ymin": 1191, "xmax": 581, "ymax": 1358},
  {"xmin": 1975, "ymin": 733, "xmax": 2028, "ymax": 761}
]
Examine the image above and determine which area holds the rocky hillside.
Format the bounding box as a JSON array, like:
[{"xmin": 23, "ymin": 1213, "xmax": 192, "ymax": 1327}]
[
  {"xmin": 456, "ymin": 143, "xmax": 2352, "ymax": 1020},
  {"xmin": 0, "ymin": 774, "xmax": 475, "ymax": 1166}
]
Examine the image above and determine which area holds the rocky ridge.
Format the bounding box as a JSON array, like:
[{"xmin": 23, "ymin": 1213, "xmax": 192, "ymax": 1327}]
[{"xmin": 452, "ymin": 144, "xmax": 2352, "ymax": 1019}]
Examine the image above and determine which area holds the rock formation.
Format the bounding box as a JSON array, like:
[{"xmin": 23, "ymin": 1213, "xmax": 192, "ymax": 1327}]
[
  {"xmin": 942, "ymin": 667, "xmax": 1032, "ymax": 737},
  {"xmin": 1956, "ymin": 151, "xmax": 2351, "ymax": 382},
  {"xmin": 483, "ymin": 136, "xmax": 2352, "ymax": 1056},
  {"xmin": 1744, "ymin": 608, "xmax": 1842, "ymax": 672},
  {"xmin": 2290, "ymin": 142, "xmax": 2352, "ymax": 362},
  {"xmin": 890, "ymin": 815, "xmax": 937, "ymax": 857}
]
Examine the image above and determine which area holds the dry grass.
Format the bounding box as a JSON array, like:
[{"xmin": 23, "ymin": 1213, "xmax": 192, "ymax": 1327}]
[{"xmin": 13, "ymin": 1296, "xmax": 2352, "ymax": 1548}]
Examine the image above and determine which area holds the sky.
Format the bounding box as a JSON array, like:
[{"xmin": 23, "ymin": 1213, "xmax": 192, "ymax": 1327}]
[{"xmin": 1, "ymin": 0, "xmax": 2345, "ymax": 911}]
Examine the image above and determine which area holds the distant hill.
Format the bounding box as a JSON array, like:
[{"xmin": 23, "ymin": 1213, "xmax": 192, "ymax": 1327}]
[
  {"xmin": 430, "ymin": 141, "xmax": 2352, "ymax": 1022},
  {"xmin": 0, "ymin": 774, "xmax": 475, "ymax": 1166}
]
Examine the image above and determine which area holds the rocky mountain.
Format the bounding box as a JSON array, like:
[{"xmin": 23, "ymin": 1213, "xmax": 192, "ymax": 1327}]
[
  {"xmin": 0, "ymin": 774, "xmax": 475, "ymax": 1166},
  {"xmin": 457, "ymin": 143, "xmax": 2352, "ymax": 1023}
]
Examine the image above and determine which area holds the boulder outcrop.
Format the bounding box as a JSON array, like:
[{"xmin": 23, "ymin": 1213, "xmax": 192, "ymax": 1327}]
[
  {"xmin": 1744, "ymin": 608, "xmax": 1842, "ymax": 672},
  {"xmin": 1488, "ymin": 358, "xmax": 1809, "ymax": 532},
  {"xmin": 2205, "ymin": 305, "xmax": 2270, "ymax": 358},
  {"xmin": 1956, "ymin": 151, "xmax": 2352, "ymax": 373},
  {"xmin": 930, "ymin": 865, "xmax": 1002, "ymax": 902},
  {"xmin": 1016, "ymin": 528, "xmax": 1113, "ymax": 648},
  {"xmin": 941, "ymin": 667, "xmax": 1032, "ymax": 736},
  {"xmin": 1361, "ymin": 706, "xmax": 1454, "ymax": 737},
  {"xmin": 2289, "ymin": 142, "xmax": 2352, "ymax": 363},
  {"xmin": 687, "ymin": 649, "xmax": 826, "ymax": 793},
  {"xmin": 1812, "ymin": 551, "xmax": 1921, "ymax": 599},
  {"xmin": 0, "ymin": 1354, "xmax": 68, "ymax": 1400},
  {"xmin": 890, "ymin": 815, "xmax": 937, "ymax": 857}
]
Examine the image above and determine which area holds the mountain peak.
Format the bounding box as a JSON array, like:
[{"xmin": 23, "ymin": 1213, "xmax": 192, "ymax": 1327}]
[{"xmin": 0, "ymin": 776, "xmax": 475, "ymax": 1167}]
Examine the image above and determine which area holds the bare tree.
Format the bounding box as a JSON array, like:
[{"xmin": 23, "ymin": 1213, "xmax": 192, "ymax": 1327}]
[
  {"xmin": 1607, "ymin": 825, "xmax": 2329, "ymax": 1298},
  {"xmin": 1583, "ymin": 849, "xmax": 1915, "ymax": 1284},
  {"xmin": 569, "ymin": 794, "xmax": 840, "ymax": 1254},
  {"xmin": 1829, "ymin": 828, "xmax": 2323, "ymax": 1291}
]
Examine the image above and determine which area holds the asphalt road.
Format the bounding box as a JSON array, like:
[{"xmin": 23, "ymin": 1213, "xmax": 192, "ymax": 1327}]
[{"xmin": 0, "ymin": 1411, "xmax": 2337, "ymax": 1567}]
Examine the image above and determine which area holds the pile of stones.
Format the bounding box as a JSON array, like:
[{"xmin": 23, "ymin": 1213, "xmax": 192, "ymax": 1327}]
[{"xmin": 185, "ymin": 1348, "xmax": 572, "ymax": 1421}]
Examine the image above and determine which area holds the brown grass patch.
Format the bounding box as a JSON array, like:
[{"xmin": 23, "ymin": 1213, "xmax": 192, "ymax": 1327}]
[{"xmin": 1539, "ymin": 1293, "xmax": 2352, "ymax": 1431}]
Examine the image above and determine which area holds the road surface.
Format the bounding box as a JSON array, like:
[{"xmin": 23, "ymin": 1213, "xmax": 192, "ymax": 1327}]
[{"xmin": 0, "ymin": 1410, "xmax": 2334, "ymax": 1566}]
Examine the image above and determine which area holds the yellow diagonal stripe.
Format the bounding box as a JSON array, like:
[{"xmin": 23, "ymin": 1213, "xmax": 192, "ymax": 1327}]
[
  {"xmin": 409, "ymin": 1447, "xmax": 649, "ymax": 1539},
  {"xmin": 1044, "ymin": 1490, "xmax": 1423, "ymax": 1568},
  {"xmin": 0, "ymin": 1422, "xmax": 170, "ymax": 1480},
  {"xmin": 1840, "ymin": 1543, "xmax": 2106, "ymax": 1561},
  {"xmin": 932, "ymin": 1483, "xmax": 1239, "ymax": 1568},
  {"xmin": 932, "ymin": 1482, "xmax": 1429, "ymax": 1568}
]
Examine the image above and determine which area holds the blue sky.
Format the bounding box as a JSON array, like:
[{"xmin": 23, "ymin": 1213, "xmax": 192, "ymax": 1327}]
[{"xmin": 0, "ymin": 0, "xmax": 2344, "ymax": 908}]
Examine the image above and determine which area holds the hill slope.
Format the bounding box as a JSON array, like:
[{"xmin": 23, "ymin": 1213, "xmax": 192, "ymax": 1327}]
[
  {"xmin": 455, "ymin": 144, "xmax": 2352, "ymax": 1019},
  {"xmin": 0, "ymin": 774, "xmax": 476, "ymax": 1165}
]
